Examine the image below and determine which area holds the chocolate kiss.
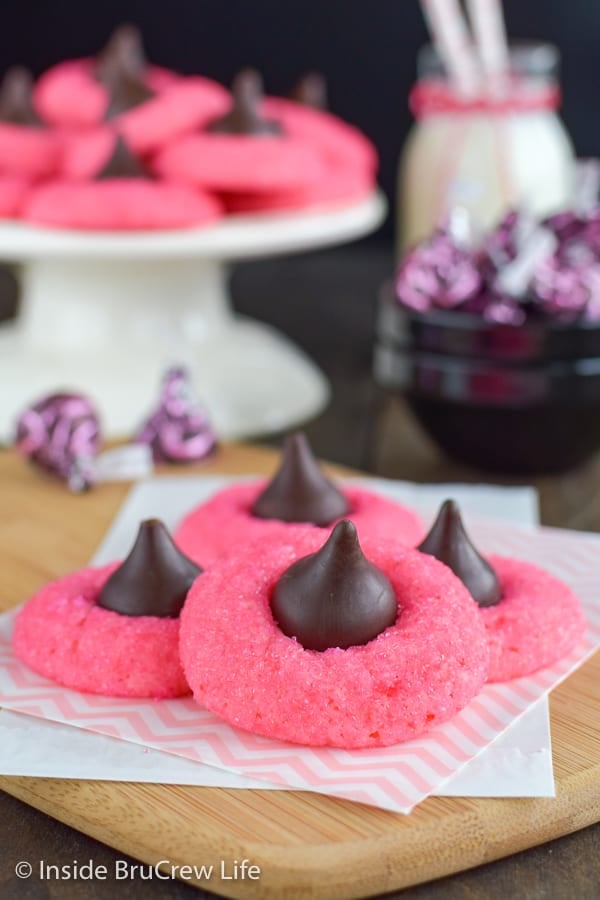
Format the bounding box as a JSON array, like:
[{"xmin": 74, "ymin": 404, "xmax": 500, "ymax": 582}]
[
  {"xmin": 97, "ymin": 25, "xmax": 154, "ymax": 119},
  {"xmin": 102, "ymin": 74, "xmax": 154, "ymax": 120},
  {"xmin": 291, "ymin": 72, "xmax": 328, "ymax": 110},
  {"xmin": 252, "ymin": 432, "xmax": 349, "ymax": 526},
  {"xmin": 271, "ymin": 520, "xmax": 397, "ymax": 651},
  {"xmin": 98, "ymin": 519, "xmax": 202, "ymax": 618},
  {"xmin": 207, "ymin": 68, "xmax": 282, "ymax": 135},
  {"xmin": 96, "ymin": 135, "xmax": 152, "ymax": 180},
  {"xmin": 0, "ymin": 67, "xmax": 42, "ymax": 126},
  {"xmin": 97, "ymin": 24, "xmax": 148, "ymax": 83},
  {"xmin": 418, "ymin": 500, "xmax": 502, "ymax": 608}
]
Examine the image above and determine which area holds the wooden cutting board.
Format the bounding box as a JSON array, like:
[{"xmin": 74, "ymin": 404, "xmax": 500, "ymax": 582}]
[{"xmin": 1, "ymin": 444, "xmax": 599, "ymax": 900}]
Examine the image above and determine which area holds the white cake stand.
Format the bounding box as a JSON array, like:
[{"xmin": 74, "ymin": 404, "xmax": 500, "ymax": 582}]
[{"xmin": 0, "ymin": 192, "xmax": 385, "ymax": 441}]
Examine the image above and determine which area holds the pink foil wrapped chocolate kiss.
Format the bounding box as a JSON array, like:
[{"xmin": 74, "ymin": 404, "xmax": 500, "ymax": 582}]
[
  {"xmin": 479, "ymin": 209, "xmax": 538, "ymax": 275},
  {"xmin": 15, "ymin": 392, "xmax": 100, "ymax": 492},
  {"xmin": 135, "ymin": 366, "xmax": 217, "ymax": 463},
  {"xmin": 395, "ymin": 228, "xmax": 482, "ymax": 312},
  {"xmin": 532, "ymin": 253, "xmax": 600, "ymax": 321}
]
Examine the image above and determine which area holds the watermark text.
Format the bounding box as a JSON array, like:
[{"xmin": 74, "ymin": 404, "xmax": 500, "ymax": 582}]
[{"xmin": 14, "ymin": 858, "xmax": 261, "ymax": 882}]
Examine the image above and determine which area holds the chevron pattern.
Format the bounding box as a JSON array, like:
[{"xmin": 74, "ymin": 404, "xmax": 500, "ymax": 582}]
[{"xmin": 1, "ymin": 520, "xmax": 598, "ymax": 814}]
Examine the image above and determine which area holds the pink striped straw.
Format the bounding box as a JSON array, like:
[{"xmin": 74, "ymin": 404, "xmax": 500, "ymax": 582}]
[
  {"xmin": 465, "ymin": 0, "xmax": 510, "ymax": 95},
  {"xmin": 420, "ymin": 0, "xmax": 481, "ymax": 96}
]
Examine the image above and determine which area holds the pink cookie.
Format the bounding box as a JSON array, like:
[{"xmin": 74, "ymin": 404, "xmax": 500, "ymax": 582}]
[
  {"xmin": 60, "ymin": 127, "xmax": 127, "ymax": 180},
  {"xmin": 175, "ymin": 481, "xmax": 423, "ymax": 566},
  {"xmin": 179, "ymin": 532, "xmax": 489, "ymax": 748},
  {"xmin": 0, "ymin": 123, "xmax": 59, "ymax": 179},
  {"xmin": 263, "ymin": 97, "xmax": 378, "ymax": 175},
  {"xmin": 153, "ymin": 131, "xmax": 327, "ymax": 193},
  {"xmin": 59, "ymin": 82, "xmax": 231, "ymax": 176},
  {"xmin": 0, "ymin": 175, "xmax": 30, "ymax": 217},
  {"xmin": 118, "ymin": 78, "xmax": 231, "ymax": 155},
  {"xmin": 23, "ymin": 179, "xmax": 222, "ymax": 231},
  {"xmin": 13, "ymin": 563, "xmax": 189, "ymax": 698},
  {"xmin": 34, "ymin": 58, "xmax": 180, "ymax": 128},
  {"xmin": 482, "ymin": 556, "xmax": 587, "ymax": 682},
  {"xmin": 220, "ymin": 165, "xmax": 375, "ymax": 214}
]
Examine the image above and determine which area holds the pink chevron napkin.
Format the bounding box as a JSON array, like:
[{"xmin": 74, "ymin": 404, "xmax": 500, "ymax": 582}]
[{"xmin": 0, "ymin": 517, "xmax": 597, "ymax": 814}]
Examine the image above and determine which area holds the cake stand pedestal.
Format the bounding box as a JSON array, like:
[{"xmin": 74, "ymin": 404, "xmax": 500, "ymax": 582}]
[{"xmin": 0, "ymin": 193, "xmax": 385, "ymax": 440}]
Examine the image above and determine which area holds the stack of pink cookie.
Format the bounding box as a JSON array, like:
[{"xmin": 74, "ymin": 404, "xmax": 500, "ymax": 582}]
[
  {"xmin": 12, "ymin": 432, "xmax": 587, "ymax": 751},
  {"xmin": 25, "ymin": 25, "xmax": 228, "ymax": 230},
  {"xmin": 0, "ymin": 25, "xmax": 377, "ymax": 230},
  {"xmin": 154, "ymin": 69, "xmax": 377, "ymax": 215}
]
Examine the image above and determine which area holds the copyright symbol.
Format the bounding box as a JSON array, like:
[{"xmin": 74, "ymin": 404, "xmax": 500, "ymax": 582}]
[{"xmin": 15, "ymin": 861, "xmax": 32, "ymax": 879}]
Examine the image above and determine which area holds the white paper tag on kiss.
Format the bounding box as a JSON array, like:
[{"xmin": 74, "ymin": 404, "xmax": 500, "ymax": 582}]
[
  {"xmin": 496, "ymin": 227, "xmax": 557, "ymax": 296},
  {"xmin": 94, "ymin": 445, "xmax": 154, "ymax": 483}
]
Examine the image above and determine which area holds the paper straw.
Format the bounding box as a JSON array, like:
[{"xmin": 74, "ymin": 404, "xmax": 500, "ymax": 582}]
[
  {"xmin": 465, "ymin": 0, "xmax": 510, "ymax": 95},
  {"xmin": 420, "ymin": 0, "xmax": 481, "ymax": 96}
]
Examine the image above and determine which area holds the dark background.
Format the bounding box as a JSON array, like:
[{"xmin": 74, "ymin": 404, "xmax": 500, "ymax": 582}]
[{"xmin": 1, "ymin": 0, "xmax": 599, "ymax": 239}]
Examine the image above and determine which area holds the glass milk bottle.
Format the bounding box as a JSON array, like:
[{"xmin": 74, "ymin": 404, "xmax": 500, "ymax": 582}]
[{"xmin": 398, "ymin": 43, "xmax": 575, "ymax": 252}]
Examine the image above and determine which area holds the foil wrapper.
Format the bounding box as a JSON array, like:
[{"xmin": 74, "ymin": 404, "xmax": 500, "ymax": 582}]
[
  {"xmin": 395, "ymin": 229, "xmax": 482, "ymax": 312},
  {"xmin": 582, "ymin": 208, "xmax": 600, "ymax": 259},
  {"xmin": 135, "ymin": 367, "xmax": 217, "ymax": 463},
  {"xmin": 544, "ymin": 210, "xmax": 587, "ymax": 248},
  {"xmin": 395, "ymin": 205, "xmax": 600, "ymax": 324},
  {"xmin": 480, "ymin": 210, "xmax": 523, "ymax": 273},
  {"xmin": 531, "ymin": 254, "xmax": 600, "ymax": 321},
  {"xmin": 15, "ymin": 392, "xmax": 101, "ymax": 492}
]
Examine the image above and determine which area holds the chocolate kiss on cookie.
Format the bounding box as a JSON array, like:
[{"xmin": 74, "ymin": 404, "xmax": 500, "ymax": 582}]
[
  {"xmin": 418, "ymin": 500, "xmax": 502, "ymax": 608},
  {"xmin": 96, "ymin": 135, "xmax": 153, "ymax": 180},
  {"xmin": 271, "ymin": 520, "xmax": 397, "ymax": 650},
  {"xmin": 103, "ymin": 73, "xmax": 154, "ymax": 119},
  {"xmin": 98, "ymin": 519, "xmax": 202, "ymax": 617},
  {"xmin": 97, "ymin": 24, "xmax": 148, "ymax": 84},
  {"xmin": 97, "ymin": 25, "xmax": 154, "ymax": 119},
  {"xmin": 291, "ymin": 72, "xmax": 328, "ymax": 110},
  {"xmin": 0, "ymin": 67, "xmax": 42, "ymax": 126},
  {"xmin": 207, "ymin": 68, "xmax": 281, "ymax": 135},
  {"xmin": 252, "ymin": 432, "xmax": 349, "ymax": 526}
]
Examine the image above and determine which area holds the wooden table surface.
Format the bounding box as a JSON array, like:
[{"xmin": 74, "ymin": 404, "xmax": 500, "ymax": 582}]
[{"xmin": 1, "ymin": 246, "xmax": 599, "ymax": 899}]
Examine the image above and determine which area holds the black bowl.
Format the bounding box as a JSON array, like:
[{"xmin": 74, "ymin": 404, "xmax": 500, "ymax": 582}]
[
  {"xmin": 374, "ymin": 289, "xmax": 600, "ymax": 474},
  {"xmin": 377, "ymin": 283, "xmax": 600, "ymax": 362}
]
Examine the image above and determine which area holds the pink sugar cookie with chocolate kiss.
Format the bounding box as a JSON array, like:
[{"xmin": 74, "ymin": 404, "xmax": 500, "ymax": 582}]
[
  {"xmin": 262, "ymin": 73, "xmax": 378, "ymax": 175},
  {"xmin": 418, "ymin": 500, "xmax": 587, "ymax": 682},
  {"xmin": 34, "ymin": 24, "xmax": 182, "ymax": 129},
  {"xmin": 24, "ymin": 135, "xmax": 223, "ymax": 231},
  {"xmin": 153, "ymin": 69, "xmax": 327, "ymax": 193},
  {"xmin": 117, "ymin": 76, "xmax": 230, "ymax": 156},
  {"xmin": 180, "ymin": 520, "xmax": 489, "ymax": 748},
  {"xmin": 0, "ymin": 67, "xmax": 59, "ymax": 179},
  {"xmin": 13, "ymin": 520, "xmax": 203, "ymax": 698},
  {"xmin": 175, "ymin": 432, "xmax": 423, "ymax": 566},
  {"xmin": 220, "ymin": 74, "xmax": 376, "ymax": 214}
]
